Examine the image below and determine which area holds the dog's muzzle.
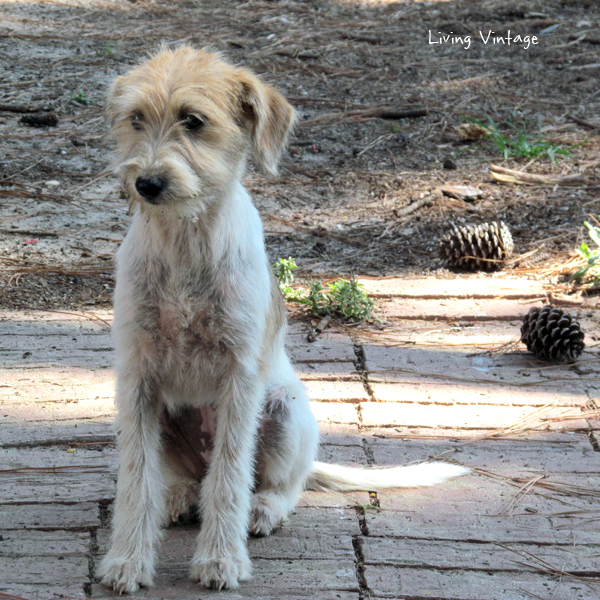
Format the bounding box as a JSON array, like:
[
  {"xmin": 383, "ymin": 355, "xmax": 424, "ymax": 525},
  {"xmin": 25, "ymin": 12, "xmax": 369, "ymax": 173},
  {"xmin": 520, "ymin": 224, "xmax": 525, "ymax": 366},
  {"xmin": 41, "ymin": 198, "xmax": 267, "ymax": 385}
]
[{"xmin": 135, "ymin": 176, "xmax": 167, "ymax": 203}]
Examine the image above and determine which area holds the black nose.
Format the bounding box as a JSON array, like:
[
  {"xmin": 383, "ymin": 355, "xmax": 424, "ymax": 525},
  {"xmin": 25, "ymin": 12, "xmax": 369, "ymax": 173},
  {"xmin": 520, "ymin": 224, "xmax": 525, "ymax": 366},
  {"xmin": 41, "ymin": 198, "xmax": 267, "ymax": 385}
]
[{"xmin": 135, "ymin": 176, "xmax": 166, "ymax": 201}]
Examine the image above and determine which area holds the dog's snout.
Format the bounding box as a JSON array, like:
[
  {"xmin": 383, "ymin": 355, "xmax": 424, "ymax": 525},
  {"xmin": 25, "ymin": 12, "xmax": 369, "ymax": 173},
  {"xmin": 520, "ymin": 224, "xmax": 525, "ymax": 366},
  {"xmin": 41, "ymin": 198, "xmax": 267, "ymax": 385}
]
[{"xmin": 135, "ymin": 176, "xmax": 166, "ymax": 202}]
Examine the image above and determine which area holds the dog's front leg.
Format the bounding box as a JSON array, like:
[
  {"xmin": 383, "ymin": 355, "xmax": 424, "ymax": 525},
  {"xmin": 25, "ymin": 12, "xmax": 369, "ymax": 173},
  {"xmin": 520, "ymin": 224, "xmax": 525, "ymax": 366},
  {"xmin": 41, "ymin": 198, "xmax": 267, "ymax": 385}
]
[
  {"xmin": 99, "ymin": 374, "xmax": 165, "ymax": 593},
  {"xmin": 191, "ymin": 367, "xmax": 262, "ymax": 590}
]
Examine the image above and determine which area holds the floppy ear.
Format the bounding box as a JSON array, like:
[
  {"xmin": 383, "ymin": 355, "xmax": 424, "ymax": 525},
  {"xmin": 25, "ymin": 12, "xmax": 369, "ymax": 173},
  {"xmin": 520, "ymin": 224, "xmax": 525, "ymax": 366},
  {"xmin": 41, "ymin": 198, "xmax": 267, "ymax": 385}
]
[
  {"xmin": 237, "ymin": 70, "xmax": 296, "ymax": 176},
  {"xmin": 105, "ymin": 75, "xmax": 127, "ymax": 130}
]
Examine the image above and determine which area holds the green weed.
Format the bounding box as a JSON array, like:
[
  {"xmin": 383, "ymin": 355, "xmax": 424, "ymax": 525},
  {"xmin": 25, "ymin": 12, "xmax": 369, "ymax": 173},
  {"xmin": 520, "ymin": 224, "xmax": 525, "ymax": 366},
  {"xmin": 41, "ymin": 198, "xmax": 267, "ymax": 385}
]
[
  {"xmin": 355, "ymin": 503, "xmax": 378, "ymax": 510},
  {"xmin": 389, "ymin": 121, "xmax": 401, "ymax": 134},
  {"xmin": 573, "ymin": 217, "xmax": 600, "ymax": 288},
  {"xmin": 70, "ymin": 90, "xmax": 93, "ymax": 105},
  {"xmin": 273, "ymin": 257, "xmax": 304, "ymax": 301},
  {"xmin": 272, "ymin": 258, "xmax": 375, "ymax": 321},
  {"xmin": 99, "ymin": 42, "xmax": 116, "ymax": 57},
  {"xmin": 462, "ymin": 116, "xmax": 571, "ymax": 163}
]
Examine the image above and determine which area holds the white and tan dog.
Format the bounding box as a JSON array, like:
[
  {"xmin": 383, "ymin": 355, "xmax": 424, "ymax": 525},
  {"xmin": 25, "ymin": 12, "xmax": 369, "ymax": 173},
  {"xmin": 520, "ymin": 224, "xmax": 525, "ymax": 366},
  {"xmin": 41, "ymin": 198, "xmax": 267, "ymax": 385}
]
[{"xmin": 98, "ymin": 46, "xmax": 468, "ymax": 593}]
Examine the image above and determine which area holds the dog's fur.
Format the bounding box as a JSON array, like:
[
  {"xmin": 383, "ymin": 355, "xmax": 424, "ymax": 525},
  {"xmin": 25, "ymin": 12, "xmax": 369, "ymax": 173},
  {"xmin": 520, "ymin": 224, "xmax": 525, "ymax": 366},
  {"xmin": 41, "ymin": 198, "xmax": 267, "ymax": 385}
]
[{"xmin": 98, "ymin": 46, "xmax": 468, "ymax": 593}]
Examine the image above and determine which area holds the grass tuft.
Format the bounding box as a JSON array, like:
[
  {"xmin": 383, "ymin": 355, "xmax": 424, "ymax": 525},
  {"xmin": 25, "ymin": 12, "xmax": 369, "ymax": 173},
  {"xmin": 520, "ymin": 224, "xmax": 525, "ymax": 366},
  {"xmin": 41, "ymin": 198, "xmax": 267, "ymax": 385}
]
[{"xmin": 461, "ymin": 116, "xmax": 571, "ymax": 163}]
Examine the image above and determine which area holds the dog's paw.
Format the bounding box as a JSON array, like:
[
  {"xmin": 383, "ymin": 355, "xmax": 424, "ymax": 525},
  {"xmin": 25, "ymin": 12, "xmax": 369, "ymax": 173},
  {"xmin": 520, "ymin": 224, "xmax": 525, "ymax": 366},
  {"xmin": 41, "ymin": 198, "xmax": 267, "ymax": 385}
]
[
  {"xmin": 98, "ymin": 553, "xmax": 154, "ymax": 594},
  {"xmin": 250, "ymin": 495, "xmax": 284, "ymax": 537},
  {"xmin": 190, "ymin": 546, "xmax": 251, "ymax": 590},
  {"xmin": 164, "ymin": 482, "xmax": 198, "ymax": 525}
]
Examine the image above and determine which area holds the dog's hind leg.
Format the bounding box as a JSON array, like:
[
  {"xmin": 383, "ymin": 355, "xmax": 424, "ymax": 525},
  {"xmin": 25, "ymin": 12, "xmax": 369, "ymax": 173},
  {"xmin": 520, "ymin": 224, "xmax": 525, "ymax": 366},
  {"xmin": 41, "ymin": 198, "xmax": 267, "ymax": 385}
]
[
  {"xmin": 160, "ymin": 405, "xmax": 213, "ymax": 525},
  {"xmin": 251, "ymin": 379, "xmax": 319, "ymax": 537}
]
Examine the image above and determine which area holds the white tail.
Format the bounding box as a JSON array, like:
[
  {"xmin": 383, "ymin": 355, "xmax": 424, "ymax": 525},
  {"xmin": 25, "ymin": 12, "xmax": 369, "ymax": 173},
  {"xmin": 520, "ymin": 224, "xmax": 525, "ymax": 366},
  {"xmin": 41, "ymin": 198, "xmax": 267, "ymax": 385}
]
[{"xmin": 306, "ymin": 461, "xmax": 469, "ymax": 493}]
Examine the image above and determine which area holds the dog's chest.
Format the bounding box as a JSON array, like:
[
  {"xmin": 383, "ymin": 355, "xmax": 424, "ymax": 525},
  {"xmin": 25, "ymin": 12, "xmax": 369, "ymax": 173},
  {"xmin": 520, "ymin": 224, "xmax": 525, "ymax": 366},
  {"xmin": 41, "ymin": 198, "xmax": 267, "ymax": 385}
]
[{"xmin": 154, "ymin": 293, "xmax": 229, "ymax": 359}]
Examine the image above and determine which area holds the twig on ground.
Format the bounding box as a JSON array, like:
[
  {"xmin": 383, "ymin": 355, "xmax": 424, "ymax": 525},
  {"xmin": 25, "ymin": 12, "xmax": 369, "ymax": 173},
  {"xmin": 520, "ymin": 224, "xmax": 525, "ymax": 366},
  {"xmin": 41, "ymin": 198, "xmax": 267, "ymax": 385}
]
[
  {"xmin": 393, "ymin": 188, "xmax": 443, "ymax": 219},
  {"xmin": 499, "ymin": 474, "xmax": 547, "ymax": 516},
  {"xmin": 13, "ymin": 308, "xmax": 113, "ymax": 327},
  {"xmin": 496, "ymin": 543, "xmax": 600, "ymax": 586},
  {"xmin": 0, "ymin": 592, "xmax": 36, "ymax": 600},
  {"xmin": 0, "ymin": 465, "xmax": 107, "ymax": 474},
  {"xmin": 465, "ymin": 462, "xmax": 600, "ymax": 501},
  {"xmin": 490, "ymin": 164, "xmax": 586, "ymax": 186},
  {"xmin": 300, "ymin": 106, "xmax": 430, "ymax": 127},
  {"xmin": 0, "ymin": 229, "xmax": 58, "ymax": 237},
  {"xmin": 469, "ymin": 337, "xmax": 522, "ymax": 357},
  {"xmin": 307, "ymin": 314, "xmax": 332, "ymax": 342},
  {"xmin": 567, "ymin": 114, "xmax": 600, "ymax": 131},
  {"xmin": 0, "ymin": 102, "xmax": 52, "ymax": 113},
  {"xmin": 474, "ymin": 402, "xmax": 589, "ymax": 440},
  {"xmin": 0, "ymin": 188, "xmax": 68, "ymax": 203},
  {"xmin": 264, "ymin": 214, "xmax": 406, "ymax": 249}
]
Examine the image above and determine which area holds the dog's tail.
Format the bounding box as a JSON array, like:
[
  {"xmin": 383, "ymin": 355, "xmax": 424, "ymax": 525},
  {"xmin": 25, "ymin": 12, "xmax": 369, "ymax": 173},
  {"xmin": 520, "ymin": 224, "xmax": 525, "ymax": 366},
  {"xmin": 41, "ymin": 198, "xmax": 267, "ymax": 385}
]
[{"xmin": 306, "ymin": 461, "xmax": 469, "ymax": 492}]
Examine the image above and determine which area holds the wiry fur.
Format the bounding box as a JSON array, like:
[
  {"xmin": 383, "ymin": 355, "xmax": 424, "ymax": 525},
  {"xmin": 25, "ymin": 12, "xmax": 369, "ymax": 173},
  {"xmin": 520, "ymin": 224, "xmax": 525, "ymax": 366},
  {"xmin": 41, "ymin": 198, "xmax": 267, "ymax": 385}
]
[{"xmin": 98, "ymin": 46, "xmax": 469, "ymax": 594}]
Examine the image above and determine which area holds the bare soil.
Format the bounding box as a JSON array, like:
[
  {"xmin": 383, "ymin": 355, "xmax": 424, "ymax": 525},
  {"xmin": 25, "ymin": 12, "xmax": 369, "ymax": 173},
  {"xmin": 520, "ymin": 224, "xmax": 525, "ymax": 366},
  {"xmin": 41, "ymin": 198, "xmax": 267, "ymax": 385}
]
[{"xmin": 1, "ymin": 0, "xmax": 599, "ymax": 310}]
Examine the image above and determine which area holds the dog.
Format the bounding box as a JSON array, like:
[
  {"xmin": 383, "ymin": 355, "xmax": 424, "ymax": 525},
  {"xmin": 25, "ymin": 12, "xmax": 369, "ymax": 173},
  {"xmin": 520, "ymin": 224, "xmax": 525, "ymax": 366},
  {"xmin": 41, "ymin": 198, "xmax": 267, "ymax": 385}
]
[{"xmin": 97, "ymin": 46, "xmax": 468, "ymax": 594}]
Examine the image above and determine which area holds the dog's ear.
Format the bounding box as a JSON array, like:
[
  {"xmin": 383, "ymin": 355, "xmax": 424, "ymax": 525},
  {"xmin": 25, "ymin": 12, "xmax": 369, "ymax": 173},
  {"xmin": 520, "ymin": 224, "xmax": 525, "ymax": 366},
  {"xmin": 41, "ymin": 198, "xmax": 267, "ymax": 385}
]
[
  {"xmin": 105, "ymin": 75, "xmax": 127, "ymax": 130},
  {"xmin": 237, "ymin": 70, "xmax": 296, "ymax": 176}
]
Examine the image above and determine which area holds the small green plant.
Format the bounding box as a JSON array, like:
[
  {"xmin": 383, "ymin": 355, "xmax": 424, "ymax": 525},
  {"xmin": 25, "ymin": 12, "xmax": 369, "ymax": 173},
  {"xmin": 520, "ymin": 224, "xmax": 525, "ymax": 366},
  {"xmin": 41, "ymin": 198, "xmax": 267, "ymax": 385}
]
[
  {"xmin": 573, "ymin": 218, "xmax": 600, "ymax": 287},
  {"xmin": 99, "ymin": 42, "xmax": 116, "ymax": 57},
  {"xmin": 273, "ymin": 257, "xmax": 304, "ymax": 301},
  {"xmin": 273, "ymin": 257, "xmax": 297, "ymax": 294},
  {"xmin": 70, "ymin": 90, "xmax": 93, "ymax": 105},
  {"xmin": 272, "ymin": 258, "xmax": 375, "ymax": 321},
  {"xmin": 389, "ymin": 121, "xmax": 401, "ymax": 134},
  {"xmin": 320, "ymin": 278, "xmax": 375, "ymax": 320},
  {"xmin": 462, "ymin": 116, "xmax": 570, "ymax": 163},
  {"xmin": 355, "ymin": 503, "xmax": 378, "ymax": 510}
]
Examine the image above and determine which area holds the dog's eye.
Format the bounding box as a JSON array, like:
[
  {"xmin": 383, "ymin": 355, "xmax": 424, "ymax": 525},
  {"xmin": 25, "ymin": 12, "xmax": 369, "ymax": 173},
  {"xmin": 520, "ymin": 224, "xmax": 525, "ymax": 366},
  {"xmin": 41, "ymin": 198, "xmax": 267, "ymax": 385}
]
[
  {"xmin": 182, "ymin": 114, "xmax": 205, "ymax": 132},
  {"xmin": 130, "ymin": 112, "xmax": 144, "ymax": 131}
]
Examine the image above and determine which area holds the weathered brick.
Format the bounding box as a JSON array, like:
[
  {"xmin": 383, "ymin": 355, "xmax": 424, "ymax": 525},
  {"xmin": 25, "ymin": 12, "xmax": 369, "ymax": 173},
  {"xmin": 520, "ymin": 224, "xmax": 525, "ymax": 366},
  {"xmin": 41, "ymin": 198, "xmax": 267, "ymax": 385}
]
[
  {"xmin": 359, "ymin": 401, "xmax": 586, "ymax": 431},
  {"xmin": 364, "ymin": 344, "xmax": 585, "ymax": 385},
  {"xmin": 2, "ymin": 585, "xmax": 90, "ymax": 600},
  {"xmin": 362, "ymin": 537, "xmax": 599, "ymax": 571},
  {"xmin": 287, "ymin": 332, "xmax": 356, "ymax": 363},
  {"xmin": 317, "ymin": 441, "xmax": 365, "ymax": 465},
  {"xmin": 366, "ymin": 482, "xmax": 600, "ymax": 544},
  {"xmin": 0, "ymin": 420, "xmax": 115, "ymax": 448},
  {"xmin": 296, "ymin": 361, "xmax": 357, "ymax": 379},
  {"xmin": 0, "ymin": 397, "xmax": 116, "ymax": 423},
  {"xmin": 310, "ymin": 401, "xmax": 359, "ymax": 426},
  {"xmin": 305, "ymin": 380, "xmax": 368, "ymax": 403},
  {"xmin": 94, "ymin": 527, "xmax": 360, "ymax": 598},
  {"xmin": 0, "ymin": 555, "xmax": 89, "ymax": 585},
  {"xmin": 0, "ymin": 503, "xmax": 101, "ymax": 530},
  {"xmin": 378, "ymin": 297, "xmax": 544, "ymax": 321},
  {"xmin": 368, "ymin": 434, "xmax": 600, "ymax": 475},
  {"xmin": 0, "ymin": 530, "xmax": 89, "ymax": 556},
  {"xmin": 365, "ymin": 565, "xmax": 598, "ymax": 599},
  {"xmin": 370, "ymin": 381, "xmax": 588, "ymax": 408},
  {"xmin": 358, "ymin": 277, "xmax": 550, "ymax": 299}
]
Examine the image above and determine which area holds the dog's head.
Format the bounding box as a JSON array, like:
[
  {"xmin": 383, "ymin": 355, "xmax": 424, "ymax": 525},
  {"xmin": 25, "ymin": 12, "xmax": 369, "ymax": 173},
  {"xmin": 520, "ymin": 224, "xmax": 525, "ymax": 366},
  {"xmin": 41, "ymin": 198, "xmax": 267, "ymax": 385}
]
[{"xmin": 106, "ymin": 46, "xmax": 295, "ymax": 218}]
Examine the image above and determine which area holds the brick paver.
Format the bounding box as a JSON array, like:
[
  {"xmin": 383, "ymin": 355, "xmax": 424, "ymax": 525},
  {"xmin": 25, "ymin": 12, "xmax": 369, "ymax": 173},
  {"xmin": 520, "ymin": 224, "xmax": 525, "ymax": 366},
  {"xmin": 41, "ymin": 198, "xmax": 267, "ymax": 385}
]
[{"xmin": 2, "ymin": 277, "xmax": 600, "ymax": 600}]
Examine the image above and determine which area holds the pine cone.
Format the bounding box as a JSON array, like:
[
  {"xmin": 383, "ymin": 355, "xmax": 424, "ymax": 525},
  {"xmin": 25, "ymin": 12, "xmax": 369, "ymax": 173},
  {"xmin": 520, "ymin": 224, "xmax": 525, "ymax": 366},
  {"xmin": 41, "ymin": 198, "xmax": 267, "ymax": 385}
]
[
  {"xmin": 439, "ymin": 221, "xmax": 514, "ymax": 271},
  {"xmin": 520, "ymin": 306, "xmax": 585, "ymax": 362}
]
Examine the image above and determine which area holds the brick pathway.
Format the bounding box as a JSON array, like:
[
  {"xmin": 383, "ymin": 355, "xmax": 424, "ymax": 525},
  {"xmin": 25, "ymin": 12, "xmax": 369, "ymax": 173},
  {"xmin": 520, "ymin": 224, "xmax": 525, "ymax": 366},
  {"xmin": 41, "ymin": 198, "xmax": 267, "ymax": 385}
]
[{"xmin": 1, "ymin": 277, "xmax": 600, "ymax": 600}]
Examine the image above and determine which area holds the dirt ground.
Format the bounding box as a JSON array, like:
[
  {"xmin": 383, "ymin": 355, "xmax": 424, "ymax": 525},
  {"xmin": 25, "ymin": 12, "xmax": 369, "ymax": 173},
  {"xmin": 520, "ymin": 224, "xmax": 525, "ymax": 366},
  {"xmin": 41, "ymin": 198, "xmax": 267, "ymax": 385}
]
[{"xmin": 0, "ymin": 0, "xmax": 599, "ymax": 310}]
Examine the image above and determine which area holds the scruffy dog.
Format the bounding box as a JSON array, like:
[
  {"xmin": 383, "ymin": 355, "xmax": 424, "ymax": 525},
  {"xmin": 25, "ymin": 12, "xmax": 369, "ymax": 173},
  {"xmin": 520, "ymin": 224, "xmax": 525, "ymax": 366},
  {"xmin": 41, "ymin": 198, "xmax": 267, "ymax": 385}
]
[{"xmin": 98, "ymin": 46, "xmax": 468, "ymax": 593}]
